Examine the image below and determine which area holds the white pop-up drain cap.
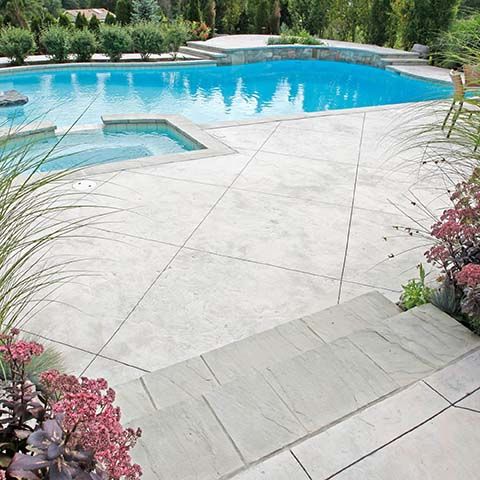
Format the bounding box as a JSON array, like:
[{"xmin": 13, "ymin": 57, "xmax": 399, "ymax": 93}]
[{"xmin": 72, "ymin": 180, "xmax": 97, "ymax": 192}]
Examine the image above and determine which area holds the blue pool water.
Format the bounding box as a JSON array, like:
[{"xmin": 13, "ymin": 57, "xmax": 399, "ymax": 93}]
[
  {"xmin": 0, "ymin": 61, "xmax": 452, "ymax": 127},
  {"xmin": 6, "ymin": 125, "xmax": 200, "ymax": 172}
]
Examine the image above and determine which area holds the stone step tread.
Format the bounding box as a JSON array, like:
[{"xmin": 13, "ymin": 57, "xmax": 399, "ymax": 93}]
[
  {"xmin": 129, "ymin": 335, "xmax": 402, "ymax": 478},
  {"xmin": 382, "ymin": 57, "xmax": 429, "ymax": 64},
  {"xmin": 126, "ymin": 306, "xmax": 478, "ymax": 480},
  {"xmin": 115, "ymin": 292, "xmax": 400, "ymax": 418},
  {"xmin": 178, "ymin": 46, "xmax": 227, "ymax": 59},
  {"xmin": 187, "ymin": 41, "xmax": 228, "ymax": 53}
]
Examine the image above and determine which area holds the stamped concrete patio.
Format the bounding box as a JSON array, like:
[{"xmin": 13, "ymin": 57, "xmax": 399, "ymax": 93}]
[{"xmin": 21, "ymin": 103, "xmax": 447, "ymax": 385}]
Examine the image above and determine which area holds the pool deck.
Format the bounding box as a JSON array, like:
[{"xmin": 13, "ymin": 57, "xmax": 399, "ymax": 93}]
[{"xmin": 18, "ymin": 102, "xmax": 451, "ymax": 384}]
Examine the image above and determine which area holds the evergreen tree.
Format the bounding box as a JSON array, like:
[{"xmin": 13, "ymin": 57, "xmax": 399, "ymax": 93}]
[
  {"xmin": 288, "ymin": 0, "xmax": 331, "ymax": 35},
  {"xmin": 271, "ymin": 0, "xmax": 281, "ymax": 33},
  {"xmin": 131, "ymin": 0, "xmax": 159, "ymax": 22},
  {"xmin": 88, "ymin": 13, "xmax": 101, "ymax": 31},
  {"xmin": 367, "ymin": 0, "xmax": 392, "ymax": 45},
  {"xmin": 104, "ymin": 11, "xmax": 117, "ymax": 24},
  {"xmin": 75, "ymin": 12, "xmax": 89, "ymax": 28},
  {"xmin": 58, "ymin": 12, "xmax": 73, "ymax": 27},
  {"xmin": 186, "ymin": 0, "xmax": 202, "ymax": 21},
  {"xmin": 204, "ymin": 0, "xmax": 216, "ymax": 28},
  {"xmin": 115, "ymin": 0, "xmax": 132, "ymax": 24},
  {"xmin": 255, "ymin": 0, "xmax": 271, "ymax": 33},
  {"xmin": 393, "ymin": 0, "xmax": 460, "ymax": 48}
]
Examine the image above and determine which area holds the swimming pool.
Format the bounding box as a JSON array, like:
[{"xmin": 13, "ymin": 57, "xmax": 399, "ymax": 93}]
[
  {"xmin": 0, "ymin": 60, "xmax": 452, "ymax": 127},
  {"xmin": 5, "ymin": 124, "xmax": 201, "ymax": 172}
]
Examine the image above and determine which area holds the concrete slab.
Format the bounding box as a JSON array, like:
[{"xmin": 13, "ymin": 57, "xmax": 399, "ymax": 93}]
[
  {"xmin": 348, "ymin": 330, "xmax": 433, "ymax": 385},
  {"xmin": 292, "ymin": 382, "xmax": 449, "ymax": 479},
  {"xmin": 210, "ymin": 122, "xmax": 279, "ymax": 150},
  {"xmin": 261, "ymin": 123, "xmax": 362, "ymax": 164},
  {"xmin": 264, "ymin": 340, "xmax": 397, "ymax": 433},
  {"xmin": 232, "ymin": 451, "xmax": 309, "ymax": 480},
  {"xmin": 131, "ymin": 150, "xmax": 253, "ymax": 187},
  {"xmin": 342, "ymin": 207, "xmax": 427, "ymax": 290},
  {"xmin": 425, "ymin": 349, "xmax": 480, "ymax": 403},
  {"xmin": 331, "ymin": 408, "xmax": 480, "ymax": 480},
  {"xmin": 23, "ymin": 234, "xmax": 178, "ymax": 351},
  {"xmin": 142, "ymin": 356, "xmax": 219, "ymax": 409},
  {"xmin": 186, "ymin": 189, "xmax": 351, "ymax": 278},
  {"xmin": 101, "ymin": 249, "xmax": 340, "ymax": 371},
  {"xmin": 380, "ymin": 306, "xmax": 479, "ymax": 368},
  {"xmin": 458, "ymin": 389, "xmax": 480, "ymax": 412},
  {"xmin": 115, "ymin": 379, "xmax": 156, "ymax": 424},
  {"xmin": 205, "ymin": 373, "xmax": 307, "ymax": 463},
  {"xmin": 80, "ymin": 170, "xmax": 225, "ymax": 245},
  {"xmin": 304, "ymin": 291, "xmax": 401, "ymax": 342},
  {"xmin": 83, "ymin": 355, "xmax": 147, "ymax": 386},
  {"xmin": 131, "ymin": 397, "xmax": 244, "ymax": 480},
  {"xmin": 233, "ymin": 150, "xmax": 357, "ymax": 206},
  {"xmin": 202, "ymin": 318, "xmax": 323, "ymax": 384}
]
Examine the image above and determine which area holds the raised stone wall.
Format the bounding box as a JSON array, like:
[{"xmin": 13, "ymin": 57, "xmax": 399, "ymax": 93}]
[{"xmin": 219, "ymin": 46, "xmax": 385, "ymax": 68}]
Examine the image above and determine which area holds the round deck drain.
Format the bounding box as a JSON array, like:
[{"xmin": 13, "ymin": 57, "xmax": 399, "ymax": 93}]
[{"xmin": 72, "ymin": 180, "xmax": 97, "ymax": 192}]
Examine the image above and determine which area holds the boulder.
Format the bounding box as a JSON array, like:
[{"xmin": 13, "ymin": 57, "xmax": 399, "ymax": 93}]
[{"xmin": 0, "ymin": 90, "xmax": 29, "ymax": 107}]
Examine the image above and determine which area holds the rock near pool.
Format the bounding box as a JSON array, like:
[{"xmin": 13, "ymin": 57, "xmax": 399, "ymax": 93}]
[{"xmin": 0, "ymin": 90, "xmax": 29, "ymax": 107}]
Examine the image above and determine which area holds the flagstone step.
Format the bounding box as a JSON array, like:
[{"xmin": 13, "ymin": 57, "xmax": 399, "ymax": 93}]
[
  {"xmin": 123, "ymin": 300, "xmax": 479, "ymax": 480},
  {"xmin": 115, "ymin": 292, "xmax": 401, "ymax": 422},
  {"xmin": 178, "ymin": 46, "xmax": 228, "ymax": 61}
]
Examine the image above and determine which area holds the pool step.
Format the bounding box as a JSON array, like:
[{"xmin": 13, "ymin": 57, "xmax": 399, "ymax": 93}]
[
  {"xmin": 178, "ymin": 46, "xmax": 228, "ymax": 61},
  {"xmin": 116, "ymin": 294, "xmax": 479, "ymax": 480},
  {"xmin": 381, "ymin": 56, "xmax": 429, "ymax": 66}
]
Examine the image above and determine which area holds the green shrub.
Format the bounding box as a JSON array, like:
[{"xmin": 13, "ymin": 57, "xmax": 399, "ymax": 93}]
[
  {"xmin": 433, "ymin": 12, "xmax": 480, "ymax": 67},
  {"xmin": 162, "ymin": 20, "xmax": 190, "ymax": 58},
  {"xmin": 75, "ymin": 12, "xmax": 89, "ymax": 29},
  {"xmin": 268, "ymin": 27, "xmax": 322, "ymax": 45},
  {"xmin": 131, "ymin": 22, "xmax": 164, "ymax": 60},
  {"xmin": 100, "ymin": 25, "xmax": 132, "ymax": 61},
  {"xmin": 0, "ymin": 27, "xmax": 35, "ymax": 65},
  {"xmin": 41, "ymin": 26, "xmax": 71, "ymax": 63},
  {"xmin": 58, "ymin": 13, "xmax": 73, "ymax": 29},
  {"xmin": 71, "ymin": 29, "xmax": 97, "ymax": 62},
  {"xmin": 88, "ymin": 15, "xmax": 101, "ymax": 33},
  {"xmin": 393, "ymin": 0, "xmax": 461, "ymax": 49},
  {"xmin": 400, "ymin": 264, "xmax": 433, "ymax": 310}
]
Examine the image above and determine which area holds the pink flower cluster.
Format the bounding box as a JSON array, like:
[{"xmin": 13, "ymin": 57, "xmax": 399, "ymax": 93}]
[
  {"xmin": 41, "ymin": 370, "xmax": 142, "ymax": 480},
  {"xmin": 426, "ymin": 180, "xmax": 480, "ymax": 275},
  {"xmin": 456, "ymin": 264, "xmax": 480, "ymax": 288},
  {"xmin": 0, "ymin": 329, "xmax": 44, "ymax": 364}
]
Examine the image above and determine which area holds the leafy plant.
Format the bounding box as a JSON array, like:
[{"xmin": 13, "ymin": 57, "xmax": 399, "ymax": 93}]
[
  {"xmin": 40, "ymin": 25, "xmax": 71, "ymax": 63},
  {"xmin": 100, "ymin": 24, "xmax": 132, "ymax": 61},
  {"xmin": 0, "ymin": 27, "xmax": 35, "ymax": 65},
  {"xmin": 400, "ymin": 264, "xmax": 433, "ymax": 310},
  {"xmin": 130, "ymin": 21, "xmax": 164, "ymax": 60},
  {"xmin": 0, "ymin": 330, "xmax": 142, "ymax": 479},
  {"xmin": 71, "ymin": 28, "xmax": 97, "ymax": 61},
  {"xmin": 162, "ymin": 19, "xmax": 190, "ymax": 59},
  {"xmin": 268, "ymin": 26, "xmax": 323, "ymax": 45}
]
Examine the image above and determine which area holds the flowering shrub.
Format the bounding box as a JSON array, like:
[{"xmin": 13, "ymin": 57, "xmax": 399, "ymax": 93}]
[
  {"xmin": 0, "ymin": 331, "xmax": 142, "ymax": 480},
  {"xmin": 424, "ymin": 176, "xmax": 480, "ymax": 332},
  {"xmin": 189, "ymin": 22, "xmax": 211, "ymax": 41}
]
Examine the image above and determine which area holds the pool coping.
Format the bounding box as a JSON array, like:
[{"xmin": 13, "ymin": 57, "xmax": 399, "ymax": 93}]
[
  {"xmin": 0, "ymin": 59, "xmax": 217, "ymax": 76},
  {"xmin": 1, "ymin": 114, "xmax": 234, "ymax": 178}
]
